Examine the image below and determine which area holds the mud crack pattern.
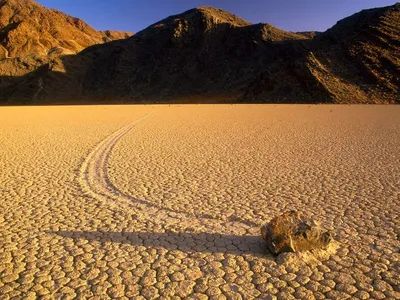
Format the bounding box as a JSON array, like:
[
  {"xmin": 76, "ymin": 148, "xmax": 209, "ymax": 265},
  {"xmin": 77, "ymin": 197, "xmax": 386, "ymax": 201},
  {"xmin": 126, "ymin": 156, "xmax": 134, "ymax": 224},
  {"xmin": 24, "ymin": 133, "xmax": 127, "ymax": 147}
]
[{"xmin": 0, "ymin": 105, "xmax": 399, "ymax": 299}]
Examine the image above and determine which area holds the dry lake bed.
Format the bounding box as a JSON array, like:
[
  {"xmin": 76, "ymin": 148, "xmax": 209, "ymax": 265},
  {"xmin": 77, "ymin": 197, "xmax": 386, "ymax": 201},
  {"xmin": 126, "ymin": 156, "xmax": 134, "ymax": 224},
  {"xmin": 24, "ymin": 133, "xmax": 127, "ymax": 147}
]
[{"xmin": 0, "ymin": 104, "xmax": 399, "ymax": 299}]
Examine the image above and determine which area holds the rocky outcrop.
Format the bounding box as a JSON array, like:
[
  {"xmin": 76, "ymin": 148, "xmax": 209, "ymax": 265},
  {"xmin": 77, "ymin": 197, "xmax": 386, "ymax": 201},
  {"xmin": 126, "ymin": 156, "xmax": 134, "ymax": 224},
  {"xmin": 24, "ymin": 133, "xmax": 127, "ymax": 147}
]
[{"xmin": 261, "ymin": 211, "xmax": 332, "ymax": 255}]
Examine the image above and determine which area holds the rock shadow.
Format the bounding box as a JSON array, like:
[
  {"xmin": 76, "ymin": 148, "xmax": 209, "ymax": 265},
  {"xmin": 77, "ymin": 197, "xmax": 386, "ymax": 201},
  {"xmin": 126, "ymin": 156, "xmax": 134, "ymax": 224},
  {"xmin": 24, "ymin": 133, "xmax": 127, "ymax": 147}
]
[{"xmin": 54, "ymin": 230, "xmax": 271, "ymax": 258}]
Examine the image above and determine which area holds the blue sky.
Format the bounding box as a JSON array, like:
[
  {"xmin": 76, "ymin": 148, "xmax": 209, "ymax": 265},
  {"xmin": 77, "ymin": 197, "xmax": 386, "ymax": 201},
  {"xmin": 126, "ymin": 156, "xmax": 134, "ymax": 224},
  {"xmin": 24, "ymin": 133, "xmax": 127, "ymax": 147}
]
[{"xmin": 35, "ymin": 0, "xmax": 396, "ymax": 33}]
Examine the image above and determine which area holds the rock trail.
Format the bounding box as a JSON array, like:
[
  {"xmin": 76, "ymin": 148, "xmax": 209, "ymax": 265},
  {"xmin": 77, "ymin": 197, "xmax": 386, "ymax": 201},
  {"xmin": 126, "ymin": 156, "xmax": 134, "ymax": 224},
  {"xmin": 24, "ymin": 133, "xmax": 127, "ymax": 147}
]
[{"xmin": 78, "ymin": 112, "xmax": 256, "ymax": 236}]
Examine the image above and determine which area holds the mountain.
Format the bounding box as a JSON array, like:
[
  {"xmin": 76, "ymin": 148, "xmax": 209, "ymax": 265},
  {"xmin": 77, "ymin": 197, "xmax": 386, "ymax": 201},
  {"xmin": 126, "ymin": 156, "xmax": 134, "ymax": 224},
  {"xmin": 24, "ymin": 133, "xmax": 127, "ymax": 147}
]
[
  {"xmin": 308, "ymin": 3, "xmax": 400, "ymax": 103},
  {"xmin": 76, "ymin": 7, "xmax": 312, "ymax": 103},
  {"xmin": 0, "ymin": 2, "xmax": 398, "ymax": 104},
  {"xmin": 0, "ymin": 0, "xmax": 132, "ymax": 58},
  {"xmin": 0, "ymin": 0, "xmax": 132, "ymax": 102}
]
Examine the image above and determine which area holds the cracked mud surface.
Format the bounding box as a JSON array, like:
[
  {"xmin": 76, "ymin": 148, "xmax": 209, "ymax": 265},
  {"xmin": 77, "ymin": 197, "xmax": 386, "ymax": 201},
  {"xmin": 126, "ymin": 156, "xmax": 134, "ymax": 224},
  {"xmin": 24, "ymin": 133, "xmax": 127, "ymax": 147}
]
[{"xmin": 0, "ymin": 105, "xmax": 399, "ymax": 299}]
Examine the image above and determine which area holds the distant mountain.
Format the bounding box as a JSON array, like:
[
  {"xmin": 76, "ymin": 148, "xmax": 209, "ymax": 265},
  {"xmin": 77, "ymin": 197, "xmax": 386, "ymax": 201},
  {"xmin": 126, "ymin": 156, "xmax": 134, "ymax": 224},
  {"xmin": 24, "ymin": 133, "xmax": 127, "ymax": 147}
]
[{"xmin": 0, "ymin": 1, "xmax": 398, "ymax": 104}]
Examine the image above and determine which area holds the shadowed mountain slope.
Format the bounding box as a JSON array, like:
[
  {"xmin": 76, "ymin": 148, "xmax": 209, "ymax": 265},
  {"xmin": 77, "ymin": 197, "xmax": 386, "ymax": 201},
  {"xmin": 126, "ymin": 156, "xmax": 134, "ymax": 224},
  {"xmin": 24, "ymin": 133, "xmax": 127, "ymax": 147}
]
[
  {"xmin": 0, "ymin": 2, "xmax": 398, "ymax": 104},
  {"xmin": 304, "ymin": 3, "xmax": 400, "ymax": 103}
]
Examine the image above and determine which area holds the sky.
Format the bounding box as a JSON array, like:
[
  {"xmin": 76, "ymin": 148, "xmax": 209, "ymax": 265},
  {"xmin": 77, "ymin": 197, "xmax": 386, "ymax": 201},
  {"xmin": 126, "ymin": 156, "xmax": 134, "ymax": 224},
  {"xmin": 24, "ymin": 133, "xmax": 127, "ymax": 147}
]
[{"xmin": 35, "ymin": 0, "xmax": 396, "ymax": 33}]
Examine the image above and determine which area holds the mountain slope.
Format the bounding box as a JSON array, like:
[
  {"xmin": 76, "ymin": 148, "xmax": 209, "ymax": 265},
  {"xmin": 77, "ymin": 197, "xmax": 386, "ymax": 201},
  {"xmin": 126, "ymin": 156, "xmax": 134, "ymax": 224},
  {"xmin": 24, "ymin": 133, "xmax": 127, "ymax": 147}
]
[
  {"xmin": 304, "ymin": 3, "xmax": 400, "ymax": 103},
  {"xmin": 75, "ymin": 4, "xmax": 399, "ymax": 103},
  {"xmin": 70, "ymin": 7, "xmax": 317, "ymax": 103},
  {"xmin": 0, "ymin": 0, "xmax": 132, "ymax": 103},
  {"xmin": 0, "ymin": 0, "xmax": 132, "ymax": 59},
  {"xmin": 0, "ymin": 2, "xmax": 398, "ymax": 104}
]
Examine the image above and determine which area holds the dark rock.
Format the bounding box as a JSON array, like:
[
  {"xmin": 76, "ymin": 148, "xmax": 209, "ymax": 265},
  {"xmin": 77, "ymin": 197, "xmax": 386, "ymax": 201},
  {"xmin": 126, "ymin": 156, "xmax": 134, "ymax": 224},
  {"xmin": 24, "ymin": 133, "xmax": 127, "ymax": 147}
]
[{"xmin": 261, "ymin": 211, "xmax": 332, "ymax": 255}]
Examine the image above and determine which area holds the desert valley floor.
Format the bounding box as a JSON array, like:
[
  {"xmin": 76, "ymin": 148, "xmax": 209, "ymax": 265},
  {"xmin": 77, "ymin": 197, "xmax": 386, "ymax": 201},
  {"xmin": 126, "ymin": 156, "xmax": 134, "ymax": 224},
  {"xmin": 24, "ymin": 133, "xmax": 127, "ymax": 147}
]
[{"xmin": 0, "ymin": 104, "xmax": 399, "ymax": 299}]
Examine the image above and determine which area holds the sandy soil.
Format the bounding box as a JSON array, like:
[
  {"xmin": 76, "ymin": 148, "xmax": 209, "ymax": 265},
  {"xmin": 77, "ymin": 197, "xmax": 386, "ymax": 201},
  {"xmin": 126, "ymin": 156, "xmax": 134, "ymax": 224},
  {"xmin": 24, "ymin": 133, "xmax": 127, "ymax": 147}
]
[{"xmin": 0, "ymin": 104, "xmax": 399, "ymax": 299}]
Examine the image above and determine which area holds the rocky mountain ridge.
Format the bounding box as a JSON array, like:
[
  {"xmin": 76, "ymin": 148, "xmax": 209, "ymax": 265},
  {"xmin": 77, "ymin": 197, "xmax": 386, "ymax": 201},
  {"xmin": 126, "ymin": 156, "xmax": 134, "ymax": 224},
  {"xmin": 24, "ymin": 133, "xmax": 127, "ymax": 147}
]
[
  {"xmin": 0, "ymin": 1, "xmax": 398, "ymax": 104},
  {"xmin": 0, "ymin": 0, "xmax": 132, "ymax": 59}
]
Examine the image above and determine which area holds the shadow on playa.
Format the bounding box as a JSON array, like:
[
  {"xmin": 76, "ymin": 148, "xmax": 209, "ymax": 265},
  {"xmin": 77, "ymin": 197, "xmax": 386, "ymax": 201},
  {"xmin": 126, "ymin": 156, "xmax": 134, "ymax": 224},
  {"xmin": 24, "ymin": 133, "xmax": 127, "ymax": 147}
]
[{"xmin": 54, "ymin": 230, "xmax": 272, "ymax": 258}]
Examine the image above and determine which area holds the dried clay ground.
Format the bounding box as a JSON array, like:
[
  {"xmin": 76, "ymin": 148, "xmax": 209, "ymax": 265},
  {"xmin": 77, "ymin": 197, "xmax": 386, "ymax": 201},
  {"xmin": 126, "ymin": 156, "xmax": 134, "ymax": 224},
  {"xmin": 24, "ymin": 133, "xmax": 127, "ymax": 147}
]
[{"xmin": 0, "ymin": 105, "xmax": 399, "ymax": 299}]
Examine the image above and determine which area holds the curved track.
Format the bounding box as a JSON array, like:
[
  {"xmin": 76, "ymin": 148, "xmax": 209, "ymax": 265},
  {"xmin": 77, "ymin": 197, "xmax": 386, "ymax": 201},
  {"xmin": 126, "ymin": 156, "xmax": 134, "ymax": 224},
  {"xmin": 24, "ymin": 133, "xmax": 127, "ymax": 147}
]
[{"xmin": 78, "ymin": 113, "xmax": 253, "ymax": 234}]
